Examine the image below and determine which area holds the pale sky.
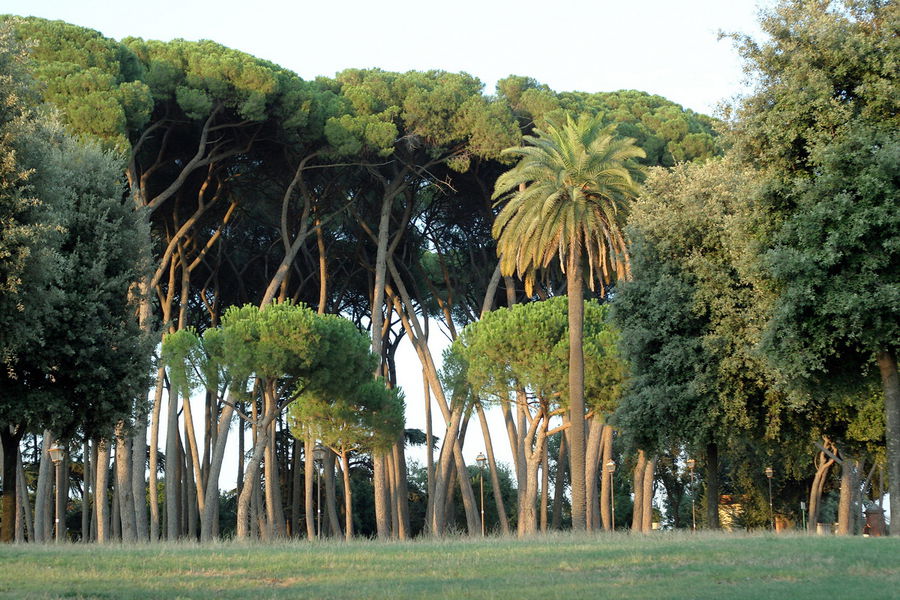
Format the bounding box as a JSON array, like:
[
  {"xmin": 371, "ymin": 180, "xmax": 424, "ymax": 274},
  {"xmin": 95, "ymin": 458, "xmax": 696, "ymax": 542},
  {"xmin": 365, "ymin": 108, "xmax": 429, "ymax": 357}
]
[{"xmin": 6, "ymin": 0, "xmax": 776, "ymax": 486}]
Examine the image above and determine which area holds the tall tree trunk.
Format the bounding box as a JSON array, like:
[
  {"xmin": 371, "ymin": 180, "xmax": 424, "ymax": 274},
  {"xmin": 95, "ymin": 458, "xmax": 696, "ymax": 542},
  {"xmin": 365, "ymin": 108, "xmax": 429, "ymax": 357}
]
[
  {"xmin": 584, "ymin": 418, "xmax": 603, "ymax": 531},
  {"xmin": 392, "ymin": 440, "xmax": 409, "ymax": 540},
  {"xmin": 642, "ymin": 457, "xmax": 655, "ymax": 532},
  {"xmin": 476, "ymin": 402, "xmax": 509, "ymax": 535},
  {"xmin": 705, "ymin": 442, "xmax": 720, "ymax": 529},
  {"xmin": 305, "ymin": 435, "xmax": 316, "ymax": 539},
  {"xmin": 81, "ymin": 440, "xmax": 90, "ymax": 542},
  {"xmin": 94, "ymin": 439, "xmax": 110, "ymax": 543},
  {"xmin": 600, "ymin": 426, "xmax": 613, "ymax": 531},
  {"xmin": 54, "ymin": 452, "xmax": 67, "ymax": 542},
  {"xmin": 165, "ymin": 381, "xmax": 180, "ymax": 540},
  {"xmin": 632, "ymin": 450, "xmax": 647, "ymax": 531},
  {"xmin": 876, "ymin": 350, "xmax": 900, "ymax": 533},
  {"xmin": 181, "ymin": 391, "xmax": 206, "ymax": 524},
  {"xmin": 324, "ymin": 449, "xmax": 343, "ymax": 538},
  {"xmin": 200, "ymin": 399, "xmax": 234, "ymax": 541},
  {"xmin": 16, "ymin": 449, "xmax": 33, "ymax": 541},
  {"xmin": 566, "ymin": 248, "xmax": 586, "ymax": 531},
  {"xmin": 263, "ymin": 389, "xmax": 285, "ymax": 538},
  {"xmin": 341, "ymin": 449, "xmax": 353, "ymax": 540},
  {"xmin": 552, "ymin": 432, "xmax": 568, "ymax": 530},
  {"xmin": 0, "ymin": 426, "xmax": 23, "ymax": 543},
  {"xmin": 33, "ymin": 431, "xmax": 54, "ymax": 543},
  {"xmin": 131, "ymin": 411, "xmax": 149, "ymax": 541},
  {"xmin": 837, "ymin": 457, "xmax": 859, "ymax": 535},
  {"xmin": 540, "ymin": 438, "xmax": 549, "ymax": 532},
  {"xmin": 115, "ymin": 422, "xmax": 136, "ymax": 543},
  {"xmin": 290, "ymin": 439, "xmax": 302, "ymax": 537},
  {"xmin": 236, "ymin": 409, "xmax": 277, "ymax": 539}
]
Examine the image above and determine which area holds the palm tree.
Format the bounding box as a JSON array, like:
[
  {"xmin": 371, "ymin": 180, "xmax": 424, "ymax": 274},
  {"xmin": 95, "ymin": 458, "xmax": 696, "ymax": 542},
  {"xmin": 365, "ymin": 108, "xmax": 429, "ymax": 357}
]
[{"xmin": 491, "ymin": 114, "xmax": 644, "ymax": 530}]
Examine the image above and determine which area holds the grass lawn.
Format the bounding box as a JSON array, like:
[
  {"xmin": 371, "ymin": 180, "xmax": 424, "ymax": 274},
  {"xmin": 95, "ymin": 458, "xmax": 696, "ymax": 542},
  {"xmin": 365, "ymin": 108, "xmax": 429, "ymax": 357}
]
[{"xmin": 0, "ymin": 532, "xmax": 897, "ymax": 599}]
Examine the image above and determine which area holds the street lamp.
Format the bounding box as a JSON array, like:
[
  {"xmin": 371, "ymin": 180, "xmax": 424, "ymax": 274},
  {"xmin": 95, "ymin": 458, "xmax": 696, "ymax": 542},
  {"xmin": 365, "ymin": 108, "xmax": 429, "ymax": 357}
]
[
  {"xmin": 765, "ymin": 466, "xmax": 775, "ymax": 532},
  {"xmin": 48, "ymin": 444, "xmax": 66, "ymax": 543},
  {"xmin": 476, "ymin": 452, "xmax": 487, "ymax": 536},
  {"xmin": 686, "ymin": 458, "xmax": 696, "ymax": 532},
  {"xmin": 313, "ymin": 444, "xmax": 326, "ymax": 539},
  {"xmin": 605, "ymin": 459, "xmax": 616, "ymax": 531}
]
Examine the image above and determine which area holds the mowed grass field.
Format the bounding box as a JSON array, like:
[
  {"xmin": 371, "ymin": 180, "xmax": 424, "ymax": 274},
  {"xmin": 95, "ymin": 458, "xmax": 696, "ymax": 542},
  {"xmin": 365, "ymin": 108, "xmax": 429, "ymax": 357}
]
[{"xmin": 0, "ymin": 532, "xmax": 897, "ymax": 599}]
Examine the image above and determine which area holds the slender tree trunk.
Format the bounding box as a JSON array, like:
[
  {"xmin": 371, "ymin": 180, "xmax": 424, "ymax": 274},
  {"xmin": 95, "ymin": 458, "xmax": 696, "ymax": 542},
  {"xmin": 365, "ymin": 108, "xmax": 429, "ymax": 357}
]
[
  {"xmin": 236, "ymin": 409, "xmax": 277, "ymax": 539},
  {"xmin": 705, "ymin": 442, "xmax": 720, "ymax": 529},
  {"xmin": 632, "ymin": 450, "xmax": 647, "ymax": 531},
  {"xmin": 94, "ymin": 439, "xmax": 110, "ymax": 543},
  {"xmin": 291, "ymin": 439, "xmax": 302, "ymax": 537},
  {"xmin": 600, "ymin": 425, "xmax": 613, "ymax": 531},
  {"xmin": 54, "ymin": 452, "xmax": 67, "ymax": 542},
  {"xmin": 324, "ymin": 450, "xmax": 343, "ymax": 538},
  {"xmin": 131, "ymin": 412, "xmax": 148, "ymax": 541},
  {"xmin": 33, "ymin": 431, "xmax": 54, "ymax": 543},
  {"xmin": 341, "ymin": 449, "xmax": 353, "ymax": 540},
  {"xmin": 115, "ymin": 422, "xmax": 136, "ymax": 543},
  {"xmin": 540, "ymin": 438, "xmax": 549, "ymax": 532},
  {"xmin": 476, "ymin": 402, "xmax": 509, "ymax": 535},
  {"xmin": 552, "ymin": 432, "xmax": 568, "ymax": 530},
  {"xmin": 200, "ymin": 400, "xmax": 234, "ymax": 541},
  {"xmin": 837, "ymin": 457, "xmax": 859, "ymax": 535},
  {"xmin": 585, "ymin": 419, "xmax": 603, "ymax": 531},
  {"xmin": 305, "ymin": 435, "xmax": 316, "ymax": 540},
  {"xmin": 642, "ymin": 457, "xmax": 655, "ymax": 532},
  {"xmin": 165, "ymin": 381, "xmax": 180, "ymax": 540},
  {"xmin": 81, "ymin": 441, "xmax": 90, "ymax": 542},
  {"xmin": 808, "ymin": 451, "xmax": 834, "ymax": 531},
  {"xmin": 566, "ymin": 248, "xmax": 586, "ymax": 531},
  {"xmin": 0, "ymin": 427, "xmax": 23, "ymax": 543},
  {"xmin": 16, "ymin": 449, "xmax": 32, "ymax": 541},
  {"xmin": 876, "ymin": 350, "xmax": 900, "ymax": 533},
  {"xmin": 181, "ymin": 391, "xmax": 206, "ymax": 522},
  {"xmin": 392, "ymin": 440, "xmax": 409, "ymax": 539}
]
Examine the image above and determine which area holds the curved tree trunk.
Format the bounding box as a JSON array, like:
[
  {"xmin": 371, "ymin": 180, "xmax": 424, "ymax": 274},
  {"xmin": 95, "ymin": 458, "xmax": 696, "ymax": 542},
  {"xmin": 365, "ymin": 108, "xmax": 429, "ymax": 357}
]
[
  {"xmin": 200, "ymin": 399, "xmax": 234, "ymax": 541},
  {"xmin": 566, "ymin": 248, "xmax": 586, "ymax": 531},
  {"xmin": 236, "ymin": 409, "xmax": 277, "ymax": 539}
]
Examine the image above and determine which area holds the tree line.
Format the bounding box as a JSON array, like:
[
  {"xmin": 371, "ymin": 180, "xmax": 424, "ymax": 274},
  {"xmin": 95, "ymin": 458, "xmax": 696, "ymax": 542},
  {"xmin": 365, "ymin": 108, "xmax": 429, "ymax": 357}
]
[{"xmin": 0, "ymin": 0, "xmax": 896, "ymax": 543}]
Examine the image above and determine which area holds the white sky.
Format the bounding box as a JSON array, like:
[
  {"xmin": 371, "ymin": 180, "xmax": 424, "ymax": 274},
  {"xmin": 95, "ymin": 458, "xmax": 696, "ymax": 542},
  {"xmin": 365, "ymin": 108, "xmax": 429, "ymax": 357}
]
[{"xmin": 8, "ymin": 0, "xmax": 777, "ymax": 487}]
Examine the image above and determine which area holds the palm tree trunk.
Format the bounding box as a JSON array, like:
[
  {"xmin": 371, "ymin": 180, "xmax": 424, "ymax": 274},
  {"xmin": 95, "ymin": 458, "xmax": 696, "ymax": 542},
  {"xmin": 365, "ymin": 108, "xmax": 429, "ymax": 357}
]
[{"xmin": 566, "ymin": 247, "xmax": 586, "ymax": 530}]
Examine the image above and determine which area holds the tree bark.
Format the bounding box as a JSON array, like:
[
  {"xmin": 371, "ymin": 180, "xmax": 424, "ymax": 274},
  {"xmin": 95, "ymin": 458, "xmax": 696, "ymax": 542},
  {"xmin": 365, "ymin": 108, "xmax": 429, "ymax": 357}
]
[
  {"xmin": 876, "ymin": 350, "xmax": 900, "ymax": 534},
  {"xmin": 0, "ymin": 426, "xmax": 23, "ymax": 543},
  {"xmin": 600, "ymin": 425, "xmax": 613, "ymax": 531},
  {"xmin": 552, "ymin": 432, "xmax": 568, "ymax": 530},
  {"xmin": 33, "ymin": 431, "xmax": 54, "ymax": 543},
  {"xmin": 131, "ymin": 411, "xmax": 149, "ymax": 541},
  {"xmin": 705, "ymin": 442, "xmax": 720, "ymax": 529},
  {"xmin": 115, "ymin": 422, "xmax": 136, "ymax": 542},
  {"xmin": 305, "ymin": 436, "xmax": 316, "ymax": 539},
  {"xmin": 632, "ymin": 450, "xmax": 647, "ymax": 531},
  {"xmin": 808, "ymin": 449, "xmax": 834, "ymax": 531},
  {"xmin": 341, "ymin": 449, "xmax": 353, "ymax": 540},
  {"xmin": 236, "ymin": 409, "xmax": 278, "ymax": 539},
  {"xmin": 476, "ymin": 401, "xmax": 509, "ymax": 535},
  {"xmin": 16, "ymin": 449, "xmax": 33, "ymax": 542},
  {"xmin": 200, "ymin": 399, "xmax": 234, "ymax": 541},
  {"xmin": 94, "ymin": 439, "xmax": 110, "ymax": 543},
  {"xmin": 567, "ymin": 248, "xmax": 586, "ymax": 531},
  {"xmin": 642, "ymin": 457, "xmax": 655, "ymax": 532},
  {"xmin": 584, "ymin": 418, "xmax": 603, "ymax": 531},
  {"xmin": 324, "ymin": 449, "xmax": 343, "ymax": 538},
  {"xmin": 81, "ymin": 440, "xmax": 90, "ymax": 542}
]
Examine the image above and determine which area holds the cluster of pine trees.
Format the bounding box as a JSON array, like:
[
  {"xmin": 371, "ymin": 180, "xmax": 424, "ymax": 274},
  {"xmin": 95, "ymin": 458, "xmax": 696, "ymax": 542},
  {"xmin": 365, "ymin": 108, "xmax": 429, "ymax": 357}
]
[{"xmin": 0, "ymin": 0, "xmax": 896, "ymax": 542}]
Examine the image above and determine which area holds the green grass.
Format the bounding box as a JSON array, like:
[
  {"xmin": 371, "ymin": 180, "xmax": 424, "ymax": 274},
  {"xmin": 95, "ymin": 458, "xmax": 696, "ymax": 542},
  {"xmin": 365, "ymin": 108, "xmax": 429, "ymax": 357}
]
[{"xmin": 0, "ymin": 532, "xmax": 897, "ymax": 599}]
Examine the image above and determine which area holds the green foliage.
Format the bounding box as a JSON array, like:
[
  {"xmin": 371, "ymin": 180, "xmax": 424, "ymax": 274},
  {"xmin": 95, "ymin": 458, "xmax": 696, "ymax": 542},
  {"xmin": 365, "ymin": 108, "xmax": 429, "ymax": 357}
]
[
  {"xmin": 455, "ymin": 297, "xmax": 624, "ymax": 413},
  {"xmin": 492, "ymin": 113, "xmax": 645, "ymax": 295},
  {"xmin": 763, "ymin": 126, "xmax": 899, "ymax": 384}
]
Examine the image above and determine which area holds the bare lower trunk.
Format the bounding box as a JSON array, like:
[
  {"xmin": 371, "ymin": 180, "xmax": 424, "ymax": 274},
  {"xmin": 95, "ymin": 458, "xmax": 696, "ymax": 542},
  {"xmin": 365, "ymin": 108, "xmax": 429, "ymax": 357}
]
[
  {"xmin": 641, "ymin": 458, "xmax": 655, "ymax": 532},
  {"xmin": 324, "ymin": 450, "xmax": 343, "ymax": 538},
  {"xmin": 115, "ymin": 422, "xmax": 136, "ymax": 543},
  {"xmin": 392, "ymin": 440, "xmax": 409, "ymax": 539},
  {"xmin": 540, "ymin": 440, "xmax": 549, "ymax": 532},
  {"xmin": 33, "ymin": 431, "xmax": 54, "ymax": 543},
  {"xmin": 131, "ymin": 412, "xmax": 149, "ymax": 541},
  {"xmin": 584, "ymin": 419, "xmax": 603, "ymax": 531},
  {"xmin": 837, "ymin": 458, "xmax": 858, "ymax": 535},
  {"xmin": 236, "ymin": 410, "xmax": 277, "ymax": 539},
  {"xmin": 305, "ymin": 436, "xmax": 316, "ymax": 539},
  {"xmin": 16, "ymin": 449, "xmax": 33, "ymax": 541},
  {"xmin": 94, "ymin": 440, "xmax": 110, "ymax": 543},
  {"xmin": 341, "ymin": 449, "xmax": 353, "ymax": 540},
  {"xmin": 165, "ymin": 384, "xmax": 180, "ymax": 540},
  {"xmin": 81, "ymin": 441, "xmax": 90, "ymax": 542},
  {"xmin": 552, "ymin": 432, "xmax": 568, "ymax": 530},
  {"xmin": 632, "ymin": 450, "xmax": 647, "ymax": 531},
  {"xmin": 476, "ymin": 402, "xmax": 509, "ymax": 534},
  {"xmin": 200, "ymin": 400, "xmax": 234, "ymax": 541},
  {"xmin": 54, "ymin": 453, "xmax": 67, "ymax": 542},
  {"xmin": 705, "ymin": 442, "xmax": 720, "ymax": 529},
  {"xmin": 0, "ymin": 427, "xmax": 22, "ymax": 543},
  {"xmin": 808, "ymin": 450, "xmax": 834, "ymax": 531},
  {"xmin": 600, "ymin": 426, "xmax": 613, "ymax": 531},
  {"xmin": 876, "ymin": 350, "xmax": 900, "ymax": 534}
]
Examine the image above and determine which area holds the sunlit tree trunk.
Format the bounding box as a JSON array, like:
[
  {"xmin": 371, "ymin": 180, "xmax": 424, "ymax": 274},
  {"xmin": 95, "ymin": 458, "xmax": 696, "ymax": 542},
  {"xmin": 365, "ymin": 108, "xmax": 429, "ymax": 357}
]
[
  {"xmin": 632, "ymin": 450, "xmax": 647, "ymax": 532},
  {"xmin": 94, "ymin": 439, "xmax": 110, "ymax": 543},
  {"xmin": 641, "ymin": 457, "xmax": 655, "ymax": 532},
  {"xmin": 600, "ymin": 426, "xmax": 613, "ymax": 531},
  {"xmin": 566, "ymin": 246, "xmax": 586, "ymax": 531},
  {"xmin": 115, "ymin": 422, "xmax": 136, "ymax": 542}
]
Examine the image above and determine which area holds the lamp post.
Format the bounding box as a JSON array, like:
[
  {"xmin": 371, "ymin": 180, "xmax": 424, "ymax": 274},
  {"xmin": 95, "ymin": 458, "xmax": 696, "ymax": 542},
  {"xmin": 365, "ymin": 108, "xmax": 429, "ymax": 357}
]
[
  {"xmin": 313, "ymin": 444, "xmax": 326, "ymax": 539},
  {"xmin": 476, "ymin": 452, "xmax": 486, "ymax": 536},
  {"xmin": 605, "ymin": 459, "xmax": 616, "ymax": 531},
  {"xmin": 765, "ymin": 466, "xmax": 775, "ymax": 532},
  {"xmin": 687, "ymin": 458, "xmax": 696, "ymax": 532},
  {"xmin": 48, "ymin": 444, "xmax": 66, "ymax": 543}
]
